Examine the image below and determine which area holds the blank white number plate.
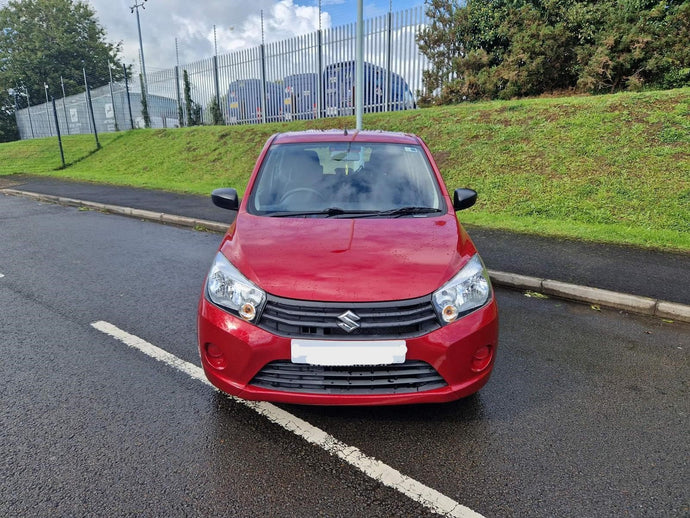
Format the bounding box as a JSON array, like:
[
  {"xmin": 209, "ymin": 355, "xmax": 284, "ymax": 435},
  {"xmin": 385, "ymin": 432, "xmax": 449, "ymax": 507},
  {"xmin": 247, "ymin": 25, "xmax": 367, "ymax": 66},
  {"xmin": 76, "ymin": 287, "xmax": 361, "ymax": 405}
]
[{"xmin": 291, "ymin": 339, "xmax": 407, "ymax": 366}]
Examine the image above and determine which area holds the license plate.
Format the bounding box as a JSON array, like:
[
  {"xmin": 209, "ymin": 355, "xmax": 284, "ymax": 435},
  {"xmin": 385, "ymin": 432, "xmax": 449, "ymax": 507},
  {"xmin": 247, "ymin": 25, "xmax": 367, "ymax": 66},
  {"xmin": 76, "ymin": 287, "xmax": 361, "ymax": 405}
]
[{"xmin": 291, "ymin": 339, "xmax": 407, "ymax": 366}]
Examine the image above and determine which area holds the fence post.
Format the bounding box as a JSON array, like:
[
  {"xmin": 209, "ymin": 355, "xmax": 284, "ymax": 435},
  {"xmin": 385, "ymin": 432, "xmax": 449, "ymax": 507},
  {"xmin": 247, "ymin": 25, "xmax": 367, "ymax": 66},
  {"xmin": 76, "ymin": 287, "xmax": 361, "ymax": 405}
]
[
  {"xmin": 51, "ymin": 97, "xmax": 65, "ymax": 168},
  {"xmin": 123, "ymin": 64, "xmax": 134, "ymax": 130},
  {"xmin": 83, "ymin": 68, "xmax": 101, "ymax": 149}
]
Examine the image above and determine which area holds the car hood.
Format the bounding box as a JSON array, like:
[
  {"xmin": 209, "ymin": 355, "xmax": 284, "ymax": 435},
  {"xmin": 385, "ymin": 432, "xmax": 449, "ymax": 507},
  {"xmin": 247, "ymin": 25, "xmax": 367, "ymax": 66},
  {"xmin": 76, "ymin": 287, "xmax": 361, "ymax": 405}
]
[{"xmin": 221, "ymin": 213, "xmax": 476, "ymax": 302}]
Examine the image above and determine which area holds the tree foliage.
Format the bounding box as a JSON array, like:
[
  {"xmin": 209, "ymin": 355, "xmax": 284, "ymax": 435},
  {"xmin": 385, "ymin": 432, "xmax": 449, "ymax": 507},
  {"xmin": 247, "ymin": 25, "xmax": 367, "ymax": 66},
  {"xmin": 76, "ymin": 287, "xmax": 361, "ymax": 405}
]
[
  {"xmin": 0, "ymin": 0, "xmax": 124, "ymax": 103},
  {"xmin": 139, "ymin": 75, "xmax": 151, "ymax": 129},
  {"xmin": 183, "ymin": 70, "xmax": 202, "ymax": 126},
  {"xmin": 208, "ymin": 97, "xmax": 224, "ymax": 126},
  {"xmin": 417, "ymin": 0, "xmax": 690, "ymax": 104},
  {"xmin": 0, "ymin": 0, "xmax": 123, "ymax": 141}
]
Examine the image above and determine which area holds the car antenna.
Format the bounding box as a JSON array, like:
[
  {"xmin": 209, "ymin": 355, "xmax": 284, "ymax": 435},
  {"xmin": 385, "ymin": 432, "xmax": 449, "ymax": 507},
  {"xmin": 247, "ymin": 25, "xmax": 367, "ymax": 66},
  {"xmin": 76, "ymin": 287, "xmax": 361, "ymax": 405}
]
[{"xmin": 343, "ymin": 128, "xmax": 348, "ymax": 136}]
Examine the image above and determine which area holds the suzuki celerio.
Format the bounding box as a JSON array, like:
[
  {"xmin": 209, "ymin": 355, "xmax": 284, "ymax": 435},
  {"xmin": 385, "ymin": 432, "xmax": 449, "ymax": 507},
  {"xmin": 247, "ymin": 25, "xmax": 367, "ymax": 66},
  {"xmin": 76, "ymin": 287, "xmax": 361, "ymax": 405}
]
[{"xmin": 198, "ymin": 130, "xmax": 498, "ymax": 405}]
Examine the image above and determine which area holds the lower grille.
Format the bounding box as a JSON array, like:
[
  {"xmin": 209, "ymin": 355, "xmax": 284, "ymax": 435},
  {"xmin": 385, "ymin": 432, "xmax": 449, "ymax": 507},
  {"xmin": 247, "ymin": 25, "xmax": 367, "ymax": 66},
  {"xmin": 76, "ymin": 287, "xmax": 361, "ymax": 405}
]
[{"xmin": 250, "ymin": 360, "xmax": 447, "ymax": 395}]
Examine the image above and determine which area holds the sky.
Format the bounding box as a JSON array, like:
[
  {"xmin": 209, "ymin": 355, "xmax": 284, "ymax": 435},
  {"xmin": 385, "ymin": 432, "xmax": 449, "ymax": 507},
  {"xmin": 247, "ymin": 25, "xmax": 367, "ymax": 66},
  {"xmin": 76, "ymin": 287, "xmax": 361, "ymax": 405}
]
[{"xmin": 82, "ymin": 0, "xmax": 424, "ymax": 74}]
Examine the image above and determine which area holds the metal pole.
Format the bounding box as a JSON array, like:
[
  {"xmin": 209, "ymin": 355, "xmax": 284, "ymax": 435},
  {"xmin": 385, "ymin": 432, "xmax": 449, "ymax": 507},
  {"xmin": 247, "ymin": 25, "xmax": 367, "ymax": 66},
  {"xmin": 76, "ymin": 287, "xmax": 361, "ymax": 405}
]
[
  {"xmin": 123, "ymin": 64, "xmax": 134, "ymax": 129},
  {"xmin": 386, "ymin": 11, "xmax": 392, "ymax": 112},
  {"xmin": 60, "ymin": 76, "xmax": 70, "ymax": 135},
  {"xmin": 131, "ymin": 2, "xmax": 149, "ymax": 97},
  {"xmin": 355, "ymin": 0, "xmax": 364, "ymax": 130},
  {"xmin": 51, "ymin": 97, "xmax": 65, "ymax": 168},
  {"xmin": 25, "ymin": 87, "xmax": 35, "ymax": 139},
  {"xmin": 9, "ymin": 89, "xmax": 20, "ymax": 139},
  {"xmin": 213, "ymin": 55, "xmax": 221, "ymax": 123},
  {"xmin": 44, "ymin": 83, "xmax": 53, "ymax": 136},
  {"xmin": 259, "ymin": 11, "xmax": 266, "ymax": 124},
  {"xmin": 108, "ymin": 63, "xmax": 119, "ymax": 131},
  {"xmin": 317, "ymin": 29, "xmax": 323, "ymax": 119},
  {"xmin": 83, "ymin": 68, "xmax": 101, "ymax": 149},
  {"xmin": 174, "ymin": 65, "xmax": 183, "ymax": 127}
]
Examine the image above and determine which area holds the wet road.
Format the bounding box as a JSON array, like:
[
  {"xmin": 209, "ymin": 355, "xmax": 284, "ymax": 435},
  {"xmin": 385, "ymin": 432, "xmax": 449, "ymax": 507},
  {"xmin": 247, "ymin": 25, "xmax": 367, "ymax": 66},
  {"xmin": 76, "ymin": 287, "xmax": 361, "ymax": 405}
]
[{"xmin": 1, "ymin": 195, "xmax": 688, "ymax": 517}]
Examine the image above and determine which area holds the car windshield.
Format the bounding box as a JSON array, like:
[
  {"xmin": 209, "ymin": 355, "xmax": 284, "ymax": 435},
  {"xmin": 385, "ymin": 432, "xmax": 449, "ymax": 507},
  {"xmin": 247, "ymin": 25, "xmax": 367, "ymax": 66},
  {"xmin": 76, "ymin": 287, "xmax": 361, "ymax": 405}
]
[{"xmin": 247, "ymin": 142, "xmax": 445, "ymax": 217}]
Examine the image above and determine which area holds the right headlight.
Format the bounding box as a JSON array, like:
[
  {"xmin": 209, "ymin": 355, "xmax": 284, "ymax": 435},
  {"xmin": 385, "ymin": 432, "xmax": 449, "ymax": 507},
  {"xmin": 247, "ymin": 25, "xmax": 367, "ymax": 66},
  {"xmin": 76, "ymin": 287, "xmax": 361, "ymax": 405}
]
[
  {"xmin": 205, "ymin": 252, "xmax": 266, "ymax": 322},
  {"xmin": 432, "ymin": 254, "xmax": 492, "ymax": 324}
]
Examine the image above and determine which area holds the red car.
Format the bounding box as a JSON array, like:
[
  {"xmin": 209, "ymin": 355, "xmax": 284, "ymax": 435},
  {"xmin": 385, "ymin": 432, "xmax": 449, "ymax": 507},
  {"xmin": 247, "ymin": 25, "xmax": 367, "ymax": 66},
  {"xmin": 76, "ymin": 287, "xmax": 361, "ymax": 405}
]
[{"xmin": 198, "ymin": 130, "xmax": 498, "ymax": 405}]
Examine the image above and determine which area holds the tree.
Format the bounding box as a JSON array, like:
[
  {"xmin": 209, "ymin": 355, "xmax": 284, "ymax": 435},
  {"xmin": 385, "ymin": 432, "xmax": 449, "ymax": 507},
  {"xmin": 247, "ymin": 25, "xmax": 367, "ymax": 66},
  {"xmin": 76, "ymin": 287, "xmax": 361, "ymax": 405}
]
[
  {"xmin": 417, "ymin": 0, "xmax": 689, "ymax": 103},
  {"xmin": 139, "ymin": 75, "xmax": 151, "ymax": 129},
  {"xmin": 208, "ymin": 96, "xmax": 224, "ymax": 126},
  {"xmin": 0, "ymin": 0, "xmax": 123, "ymax": 140},
  {"xmin": 183, "ymin": 70, "xmax": 202, "ymax": 126},
  {"xmin": 0, "ymin": 102, "xmax": 19, "ymax": 142},
  {"xmin": 576, "ymin": 0, "xmax": 690, "ymax": 92}
]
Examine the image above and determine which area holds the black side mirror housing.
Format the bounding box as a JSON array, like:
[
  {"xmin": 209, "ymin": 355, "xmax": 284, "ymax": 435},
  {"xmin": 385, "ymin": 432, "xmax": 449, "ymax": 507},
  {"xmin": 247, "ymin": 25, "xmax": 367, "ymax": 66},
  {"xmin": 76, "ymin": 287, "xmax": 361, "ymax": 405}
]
[
  {"xmin": 453, "ymin": 188, "xmax": 477, "ymax": 211},
  {"xmin": 211, "ymin": 188, "xmax": 239, "ymax": 211}
]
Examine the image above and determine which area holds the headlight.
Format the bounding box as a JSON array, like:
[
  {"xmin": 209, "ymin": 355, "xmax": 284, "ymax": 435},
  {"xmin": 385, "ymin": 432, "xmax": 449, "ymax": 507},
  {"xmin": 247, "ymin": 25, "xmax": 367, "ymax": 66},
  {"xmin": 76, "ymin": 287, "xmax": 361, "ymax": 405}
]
[
  {"xmin": 206, "ymin": 252, "xmax": 266, "ymax": 322},
  {"xmin": 432, "ymin": 254, "xmax": 491, "ymax": 324}
]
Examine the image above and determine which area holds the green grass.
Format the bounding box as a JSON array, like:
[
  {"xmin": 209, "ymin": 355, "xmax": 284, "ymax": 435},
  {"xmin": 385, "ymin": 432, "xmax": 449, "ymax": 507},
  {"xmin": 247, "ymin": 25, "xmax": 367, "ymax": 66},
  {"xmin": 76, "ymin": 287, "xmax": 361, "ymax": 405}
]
[{"xmin": 1, "ymin": 88, "xmax": 689, "ymax": 252}]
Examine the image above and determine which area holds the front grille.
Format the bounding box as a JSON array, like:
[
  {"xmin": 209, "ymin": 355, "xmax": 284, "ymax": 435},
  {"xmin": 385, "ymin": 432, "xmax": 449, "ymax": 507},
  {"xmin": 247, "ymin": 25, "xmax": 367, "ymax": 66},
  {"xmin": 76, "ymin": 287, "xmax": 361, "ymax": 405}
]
[
  {"xmin": 258, "ymin": 295, "xmax": 440, "ymax": 339},
  {"xmin": 250, "ymin": 360, "xmax": 447, "ymax": 395}
]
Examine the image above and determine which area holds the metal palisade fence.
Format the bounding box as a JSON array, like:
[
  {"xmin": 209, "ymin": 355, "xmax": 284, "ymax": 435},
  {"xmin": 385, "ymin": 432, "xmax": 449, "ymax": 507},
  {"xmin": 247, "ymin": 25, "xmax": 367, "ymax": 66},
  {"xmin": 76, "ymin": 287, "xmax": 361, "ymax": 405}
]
[{"xmin": 15, "ymin": 6, "xmax": 429, "ymax": 140}]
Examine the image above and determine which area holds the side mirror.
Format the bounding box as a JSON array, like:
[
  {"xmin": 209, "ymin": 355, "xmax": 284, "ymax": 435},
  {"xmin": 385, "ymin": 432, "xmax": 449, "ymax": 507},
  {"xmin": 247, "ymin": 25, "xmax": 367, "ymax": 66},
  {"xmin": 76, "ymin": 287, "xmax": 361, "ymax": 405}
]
[
  {"xmin": 453, "ymin": 188, "xmax": 477, "ymax": 211},
  {"xmin": 211, "ymin": 188, "xmax": 239, "ymax": 211}
]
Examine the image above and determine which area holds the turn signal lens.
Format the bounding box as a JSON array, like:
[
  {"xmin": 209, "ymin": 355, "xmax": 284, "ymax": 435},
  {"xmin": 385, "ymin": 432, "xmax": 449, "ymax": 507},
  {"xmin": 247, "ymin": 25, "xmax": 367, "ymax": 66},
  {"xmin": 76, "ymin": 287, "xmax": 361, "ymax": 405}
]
[
  {"xmin": 239, "ymin": 302, "xmax": 257, "ymax": 321},
  {"xmin": 442, "ymin": 305, "xmax": 458, "ymax": 323}
]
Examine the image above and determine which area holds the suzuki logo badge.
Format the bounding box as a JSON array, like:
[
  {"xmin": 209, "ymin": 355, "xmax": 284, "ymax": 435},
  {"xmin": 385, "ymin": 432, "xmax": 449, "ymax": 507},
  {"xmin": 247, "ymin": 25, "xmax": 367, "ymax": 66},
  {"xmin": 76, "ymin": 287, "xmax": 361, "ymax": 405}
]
[{"xmin": 338, "ymin": 310, "xmax": 361, "ymax": 333}]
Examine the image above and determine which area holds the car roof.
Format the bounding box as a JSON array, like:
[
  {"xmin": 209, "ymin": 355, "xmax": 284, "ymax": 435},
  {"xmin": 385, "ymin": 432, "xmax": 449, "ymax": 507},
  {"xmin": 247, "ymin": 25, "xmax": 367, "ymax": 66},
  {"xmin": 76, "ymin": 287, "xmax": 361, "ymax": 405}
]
[{"xmin": 271, "ymin": 129, "xmax": 421, "ymax": 145}]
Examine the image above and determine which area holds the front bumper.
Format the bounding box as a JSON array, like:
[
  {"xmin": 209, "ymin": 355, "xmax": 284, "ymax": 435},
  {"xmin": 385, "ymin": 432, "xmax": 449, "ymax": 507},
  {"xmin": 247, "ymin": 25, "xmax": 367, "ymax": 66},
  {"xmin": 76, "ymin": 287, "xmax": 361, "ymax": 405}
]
[{"xmin": 197, "ymin": 296, "xmax": 499, "ymax": 406}]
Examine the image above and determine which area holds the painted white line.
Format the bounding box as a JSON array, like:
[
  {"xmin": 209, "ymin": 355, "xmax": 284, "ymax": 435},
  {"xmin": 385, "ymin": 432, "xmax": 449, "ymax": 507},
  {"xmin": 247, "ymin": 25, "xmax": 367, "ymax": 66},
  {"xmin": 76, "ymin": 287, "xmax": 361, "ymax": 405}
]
[{"xmin": 91, "ymin": 320, "xmax": 483, "ymax": 518}]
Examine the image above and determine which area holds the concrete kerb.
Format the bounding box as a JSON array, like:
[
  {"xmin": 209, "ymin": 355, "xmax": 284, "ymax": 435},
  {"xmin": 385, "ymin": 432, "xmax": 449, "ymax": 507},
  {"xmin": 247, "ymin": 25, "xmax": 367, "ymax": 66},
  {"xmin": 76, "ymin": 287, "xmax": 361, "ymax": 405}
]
[
  {"xmin": 4, "ymin": 187, "xmax": 690, "ymax": 324},
  {"xmin": 488, "ymin": 270, "xmax": 690, "ymax": 323}
]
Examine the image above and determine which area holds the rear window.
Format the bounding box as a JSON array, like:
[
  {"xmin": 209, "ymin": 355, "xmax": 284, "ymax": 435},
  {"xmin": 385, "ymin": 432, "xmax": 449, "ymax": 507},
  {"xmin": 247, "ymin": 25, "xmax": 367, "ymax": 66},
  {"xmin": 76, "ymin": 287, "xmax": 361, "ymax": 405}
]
[{"xmin": 247, "ymin": 142, "xmax": 445, "ymax": 216}]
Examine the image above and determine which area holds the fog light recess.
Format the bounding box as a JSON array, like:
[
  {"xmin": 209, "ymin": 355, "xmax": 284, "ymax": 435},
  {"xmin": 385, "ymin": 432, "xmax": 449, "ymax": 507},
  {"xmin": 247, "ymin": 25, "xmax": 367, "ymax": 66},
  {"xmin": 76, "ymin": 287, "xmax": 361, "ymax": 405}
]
[
  {"xmin": 204, "ymin": 343, "xmax": 227, "ymax": 370},
  {"xmin": 471, "ymin": 345, "xmax": 493, "ymax": 372}
]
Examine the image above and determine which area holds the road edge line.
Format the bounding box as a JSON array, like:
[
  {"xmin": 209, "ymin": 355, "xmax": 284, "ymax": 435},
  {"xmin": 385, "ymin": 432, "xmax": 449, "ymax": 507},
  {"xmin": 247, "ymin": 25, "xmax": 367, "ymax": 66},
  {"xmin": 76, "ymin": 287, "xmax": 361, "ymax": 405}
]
[{"xmin": 90, "ymin": 320, "xmax": 483, "ymax": 518}]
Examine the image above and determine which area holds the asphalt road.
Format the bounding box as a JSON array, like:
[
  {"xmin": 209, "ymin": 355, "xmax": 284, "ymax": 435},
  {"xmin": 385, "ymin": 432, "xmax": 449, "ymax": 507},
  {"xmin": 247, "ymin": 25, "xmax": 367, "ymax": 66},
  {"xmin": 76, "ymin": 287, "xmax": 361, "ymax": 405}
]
[{"xmin": 2, "ymin": 195, "xmax": 688, "ymax": 517}]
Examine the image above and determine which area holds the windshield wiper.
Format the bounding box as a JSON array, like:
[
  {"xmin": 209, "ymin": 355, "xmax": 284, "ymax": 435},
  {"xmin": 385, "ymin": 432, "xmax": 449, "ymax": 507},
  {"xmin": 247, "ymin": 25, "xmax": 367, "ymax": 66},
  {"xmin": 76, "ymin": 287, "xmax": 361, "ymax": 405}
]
[
  {"xmin": 373, "ymin": 206, "xmax": 443, "ymax": 217},
  {"xmin": 267, "ymin": 207, "xmax": 380, "ymax": 218},
  {"xmin": 267, "ymin": 206, "xmax": 443, "ymax": 218}
]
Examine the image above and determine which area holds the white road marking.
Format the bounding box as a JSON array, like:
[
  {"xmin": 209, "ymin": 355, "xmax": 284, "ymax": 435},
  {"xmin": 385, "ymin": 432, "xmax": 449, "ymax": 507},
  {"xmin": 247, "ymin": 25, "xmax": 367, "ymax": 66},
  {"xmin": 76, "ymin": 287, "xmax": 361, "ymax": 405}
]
[{"xmin": 91, "ymin": 320, "xmax": 484, "ymax": 518}]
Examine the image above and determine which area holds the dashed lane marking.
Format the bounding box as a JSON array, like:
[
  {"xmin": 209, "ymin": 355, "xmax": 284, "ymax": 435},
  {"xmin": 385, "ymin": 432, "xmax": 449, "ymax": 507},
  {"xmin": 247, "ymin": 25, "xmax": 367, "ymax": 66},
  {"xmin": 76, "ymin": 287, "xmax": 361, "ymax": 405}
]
[{"xmin": 91, "ymin": 320, "xmax": 483, "ymax": 518}]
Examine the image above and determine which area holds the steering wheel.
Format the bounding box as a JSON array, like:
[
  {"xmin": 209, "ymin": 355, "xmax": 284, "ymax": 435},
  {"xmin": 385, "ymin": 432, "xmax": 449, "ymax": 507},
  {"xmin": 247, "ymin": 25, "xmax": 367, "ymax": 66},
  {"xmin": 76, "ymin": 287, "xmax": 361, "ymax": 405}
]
[{"xmin": 279, "ymin": 188, "xmax": 325, "ymax": 203}]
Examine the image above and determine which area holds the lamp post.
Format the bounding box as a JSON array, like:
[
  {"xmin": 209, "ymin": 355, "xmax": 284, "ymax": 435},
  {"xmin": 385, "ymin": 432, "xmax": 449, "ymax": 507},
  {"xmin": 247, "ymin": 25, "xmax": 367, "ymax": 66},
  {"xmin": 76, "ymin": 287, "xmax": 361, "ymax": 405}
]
[
  {"xmin": 355, "ymin": 0, "xmax": 363, "ymax": 130},
  {"xmin": 130, "ymin": 0, "xmax": 149, "ymax": 97}
]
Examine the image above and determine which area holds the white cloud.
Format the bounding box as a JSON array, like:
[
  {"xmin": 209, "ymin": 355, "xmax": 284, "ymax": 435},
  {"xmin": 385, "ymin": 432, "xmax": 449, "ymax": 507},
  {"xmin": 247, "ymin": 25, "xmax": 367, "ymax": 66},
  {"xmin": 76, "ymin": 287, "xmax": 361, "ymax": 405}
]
[{"xmin": 83, "ymin": 0, "xmax": 333, "ymax": 74}]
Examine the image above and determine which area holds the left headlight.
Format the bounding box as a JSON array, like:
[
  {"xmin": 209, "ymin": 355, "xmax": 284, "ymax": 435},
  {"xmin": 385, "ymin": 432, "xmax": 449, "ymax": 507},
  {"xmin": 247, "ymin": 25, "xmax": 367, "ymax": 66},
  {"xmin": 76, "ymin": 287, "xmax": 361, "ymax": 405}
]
[
  {"xmin": 206, "ymin": 252, "xmax": 266, "ymax": 322},
  {"xmin": 432, "ymin": 254, "xmax": 492, "ymax": 324}
]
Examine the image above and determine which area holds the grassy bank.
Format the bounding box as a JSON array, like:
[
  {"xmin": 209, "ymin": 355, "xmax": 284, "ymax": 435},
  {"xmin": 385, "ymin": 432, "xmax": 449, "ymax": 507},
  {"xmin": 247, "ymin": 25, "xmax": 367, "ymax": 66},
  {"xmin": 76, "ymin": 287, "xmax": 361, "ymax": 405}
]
[{"xmin": 1, "ymin": 88, "xmax": 689, "ymax": 252}]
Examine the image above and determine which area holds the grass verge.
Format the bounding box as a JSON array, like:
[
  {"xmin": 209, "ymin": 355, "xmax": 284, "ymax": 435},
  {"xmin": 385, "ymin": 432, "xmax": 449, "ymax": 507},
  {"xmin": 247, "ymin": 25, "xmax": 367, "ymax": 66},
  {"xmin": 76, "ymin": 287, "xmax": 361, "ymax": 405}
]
[{"xmin": 1, "ymin": 88, "xmax": 688, "ymax": 252}]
